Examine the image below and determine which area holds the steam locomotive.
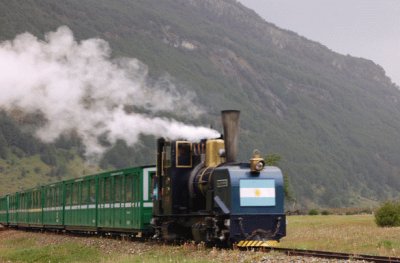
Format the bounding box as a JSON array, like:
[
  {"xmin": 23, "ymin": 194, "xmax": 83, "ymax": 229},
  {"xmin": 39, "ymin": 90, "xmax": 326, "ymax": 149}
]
[
  {"xmin": 151, "ymin": 110, "xmax": 286, "ymax": 247},
  {"xmin": 0, "ymin": 110, "xmax": 286, "ymax": 247}
]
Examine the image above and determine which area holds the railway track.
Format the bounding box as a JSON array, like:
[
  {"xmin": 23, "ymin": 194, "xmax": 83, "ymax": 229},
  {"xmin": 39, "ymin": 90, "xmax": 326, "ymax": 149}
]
[
  {"xmin": 268, "ymin": 247, "xmax": 400, "ymax": 262},
  {"xmin": 3, "ymin": 227, "xmax": 400, "ymax": 262}
]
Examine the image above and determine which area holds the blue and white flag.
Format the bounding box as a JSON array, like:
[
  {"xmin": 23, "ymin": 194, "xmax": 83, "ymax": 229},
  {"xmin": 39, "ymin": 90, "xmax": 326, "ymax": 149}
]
[{"xmin": 240, "ymin": 179, "xmax": 275, "ymax": 206}]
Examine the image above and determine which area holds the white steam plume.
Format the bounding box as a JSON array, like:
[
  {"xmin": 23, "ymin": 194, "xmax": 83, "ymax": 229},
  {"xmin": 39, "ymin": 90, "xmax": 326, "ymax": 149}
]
[{"xmin": 0, "ymin": 26, "xmax": 220, "ymax": 158}]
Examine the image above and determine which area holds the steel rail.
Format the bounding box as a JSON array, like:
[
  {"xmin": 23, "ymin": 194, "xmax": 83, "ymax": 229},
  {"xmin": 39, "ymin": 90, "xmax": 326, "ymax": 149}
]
[{"xmin": 269, "ymin": 247, "xmax": 400, "ymax": 263}]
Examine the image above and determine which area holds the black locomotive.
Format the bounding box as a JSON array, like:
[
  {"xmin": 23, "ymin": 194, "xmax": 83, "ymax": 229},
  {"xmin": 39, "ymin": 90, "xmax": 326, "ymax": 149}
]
[{"xmin": 151, "ymin": 110, "xmax": 286, "ymax": 247}]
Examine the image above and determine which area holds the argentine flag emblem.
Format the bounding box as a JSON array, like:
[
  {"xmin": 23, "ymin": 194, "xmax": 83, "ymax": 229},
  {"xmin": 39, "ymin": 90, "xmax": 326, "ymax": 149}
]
[{"xmin": 240, "ymin": 179, "xmax": 275, "ymax": 206}]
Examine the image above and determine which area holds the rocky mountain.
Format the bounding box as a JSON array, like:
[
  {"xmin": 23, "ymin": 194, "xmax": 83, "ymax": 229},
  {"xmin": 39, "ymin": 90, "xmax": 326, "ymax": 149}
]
[{"xmin": 1, "ymin": 0, "xmax": 400, "ymax": 207}]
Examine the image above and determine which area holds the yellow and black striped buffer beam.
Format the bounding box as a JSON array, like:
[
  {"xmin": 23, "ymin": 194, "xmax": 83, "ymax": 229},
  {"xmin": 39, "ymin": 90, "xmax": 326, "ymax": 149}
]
[{"xmin": 237, "ymin": 240, "xmax": 279, "ymax": 248}]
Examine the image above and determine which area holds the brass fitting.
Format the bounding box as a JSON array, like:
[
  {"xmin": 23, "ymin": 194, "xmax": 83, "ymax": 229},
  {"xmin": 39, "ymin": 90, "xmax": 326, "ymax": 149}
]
[
  {"xmin": 250, "ymin": 149, "xmax": 265, "ymax": 173},
  {"xmin": 205, "ymin": 139, "xmax": 225, "ymax": 167}
]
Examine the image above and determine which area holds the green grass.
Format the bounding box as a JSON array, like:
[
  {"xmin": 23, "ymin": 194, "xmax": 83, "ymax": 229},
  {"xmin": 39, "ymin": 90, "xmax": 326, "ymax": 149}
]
[
  {"xmin": 0, "ymin": 239, "xmax": 101, "ymax": 263},
  {"xmin": 2, "ymin": 236, "xmax": 36, "ymax": 248},
  {"xmin": 280, "ymin": 215, "xmax": 400, "ymax": 257},
  {"xmin": 2, "ymin": 215, "xmax": 400, "ymax": 262},
  {"xmin": 0, "ymin": 231, "xmax": 274, "ymax": 263}
]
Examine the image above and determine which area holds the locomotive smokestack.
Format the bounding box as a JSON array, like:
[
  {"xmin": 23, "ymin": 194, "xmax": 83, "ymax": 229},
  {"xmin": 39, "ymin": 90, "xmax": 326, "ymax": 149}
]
[{"xmin": 221, "ymin": 110, "xmax": 240, "ymax": 163}]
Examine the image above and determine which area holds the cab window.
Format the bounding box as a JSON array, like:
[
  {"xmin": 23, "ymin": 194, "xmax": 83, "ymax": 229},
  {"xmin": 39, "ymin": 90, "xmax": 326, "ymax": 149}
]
[{"xmin": 176, "ymin": 142, "xmax": 192, "ymax": 168}]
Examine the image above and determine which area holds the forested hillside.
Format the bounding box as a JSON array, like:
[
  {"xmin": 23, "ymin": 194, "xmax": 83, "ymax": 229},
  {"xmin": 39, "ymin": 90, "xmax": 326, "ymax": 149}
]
[{"xmin": 1, "ymin": 0, "xmax": 400, "ymax": 207}]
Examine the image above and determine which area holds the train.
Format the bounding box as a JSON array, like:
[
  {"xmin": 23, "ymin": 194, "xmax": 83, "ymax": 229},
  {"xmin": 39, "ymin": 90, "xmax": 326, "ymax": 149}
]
[{"xmin": 0, "ymin": 110, "xmax": 286, "ymax": 247}]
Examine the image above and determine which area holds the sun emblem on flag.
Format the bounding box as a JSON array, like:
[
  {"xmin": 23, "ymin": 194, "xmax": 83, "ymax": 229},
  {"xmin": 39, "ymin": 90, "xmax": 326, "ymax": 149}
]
[{"xmin": 254, "ymin": 188, "xmax": 261, "ymax": 197}]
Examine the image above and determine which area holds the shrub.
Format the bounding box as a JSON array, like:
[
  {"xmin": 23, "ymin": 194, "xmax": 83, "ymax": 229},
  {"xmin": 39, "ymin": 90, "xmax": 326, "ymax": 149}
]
[
  {"xmin": 375, "ymin": 201, "xmax": 400, "ymax": 227},
  {"xmin": 308, "ymin": 209, "xmax": 319, "ymax": 215},
  {"xmin": 321, "ymin": 210, "xmax": 330, "ymax": 215}
]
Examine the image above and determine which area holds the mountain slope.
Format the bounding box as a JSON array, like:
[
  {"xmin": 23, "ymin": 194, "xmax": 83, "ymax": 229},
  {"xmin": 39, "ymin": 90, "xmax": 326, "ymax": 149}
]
[{"xmin": 1, "ymin": 0, "xmax": 400, "ymax": 207}]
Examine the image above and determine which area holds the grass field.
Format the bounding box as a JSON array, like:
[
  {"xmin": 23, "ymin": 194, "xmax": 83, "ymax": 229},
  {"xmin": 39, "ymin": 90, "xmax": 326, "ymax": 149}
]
[
  {"xmin": 280, "ymin": 214, "xmax": 400, "ymax": 257},
  {"xmin": 0, "ymin": 229, "xmax": 284, "ymax": 263},
  {"xmin": 1, "ymin": 214, "xmax": 400, "ymax": 262}
]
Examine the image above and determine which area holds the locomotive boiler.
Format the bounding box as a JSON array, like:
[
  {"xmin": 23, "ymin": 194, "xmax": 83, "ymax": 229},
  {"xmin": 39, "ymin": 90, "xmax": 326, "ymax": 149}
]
[{"xmin": 151, "ymin": 110, "xmax": 286, "ymax": 246}]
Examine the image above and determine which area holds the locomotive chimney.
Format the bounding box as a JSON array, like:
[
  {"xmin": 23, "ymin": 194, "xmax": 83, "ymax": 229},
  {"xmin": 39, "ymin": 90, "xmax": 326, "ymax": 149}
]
[{"xmin": 221, "ymin": 110, "xmax": 240, "ymax": 163}]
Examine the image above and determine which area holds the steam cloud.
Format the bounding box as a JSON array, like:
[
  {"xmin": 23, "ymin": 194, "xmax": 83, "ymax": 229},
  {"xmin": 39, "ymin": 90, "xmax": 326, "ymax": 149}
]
[{"xmin": 0, "ymin": 26, "xmax": 220, "ymax": 158}]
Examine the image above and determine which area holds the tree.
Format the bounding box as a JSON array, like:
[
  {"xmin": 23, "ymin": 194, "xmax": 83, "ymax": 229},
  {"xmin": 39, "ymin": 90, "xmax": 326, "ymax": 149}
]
[
  {"xmin": 375, "ymin": 201, "xmax": 400, "ymax": 227},
  {"xmin": 265, "ymin": 153, "xmax": 295, "ymax": 202},
  {"xmin": 40, "ymin": 146, "xmax": 58, "ymax": 166},
  {"xmin": 0, "ymin": 133, "xmax": 8, "ymax": 159},
  {"xmin": 264, "ymin": 154, "xmax": 281, "ymax": 166}
]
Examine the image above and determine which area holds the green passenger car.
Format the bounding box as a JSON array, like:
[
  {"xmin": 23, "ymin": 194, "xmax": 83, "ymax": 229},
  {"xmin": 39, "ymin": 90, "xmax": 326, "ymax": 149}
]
[
  {"xmin": 8, "ymin": 193, "xmax": 18, "ymax": 226},
  {"xmin": 64, "ymin": 175, "xmax": 97, "ymax": 230},
  {"xmin": 0, "ymin": 165, "xmax": 156, "ymax": 234},
  {"xmin": 18, "ymin": 191, "xmax": 29, "ymax": 226},
  {"xmin": 97, "ymin": 167, "xmax": 155, "ymax": 232},
  {"xmin": 29, "ymin": 188, "xmax": 42, "ymax": 226},
  {"xmin": 0, "ymin": 195, "xmax": 8, "ymax": 225},
  {"xmin": 42, "ymin": 182, "xmax": 64, "ymax": 228}
]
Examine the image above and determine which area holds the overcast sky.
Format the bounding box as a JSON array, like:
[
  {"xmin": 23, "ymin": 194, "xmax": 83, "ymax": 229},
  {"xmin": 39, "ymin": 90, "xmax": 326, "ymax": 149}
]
[{"xmin": 238, "ymin": 0, "xmax": 400, "ymax": 86}]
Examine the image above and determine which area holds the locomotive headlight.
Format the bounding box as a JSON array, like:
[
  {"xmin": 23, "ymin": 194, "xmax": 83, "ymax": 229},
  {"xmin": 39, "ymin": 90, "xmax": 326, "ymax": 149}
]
[
  {"xmin": 255, "ymin": 161, "xmax": 265, "ymax": 171},
  {"xmin": 250, "ymin": 149, "xmax": 265, "ymax": 173}
]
